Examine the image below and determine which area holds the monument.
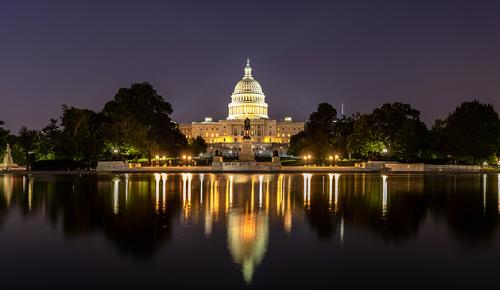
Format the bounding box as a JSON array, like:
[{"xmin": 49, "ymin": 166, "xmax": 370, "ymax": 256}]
[
  {"xmin": 0, "ymin": 144, "xmax": 19, "ymax": 169},
  {"xmin": 239, "ymin": 118, "xmax": 254, "ymax": 162}
]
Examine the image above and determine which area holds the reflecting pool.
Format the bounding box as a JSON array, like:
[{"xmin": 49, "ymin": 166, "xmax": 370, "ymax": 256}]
[{"xmin": 1, "ymin": 173, "xmax": 500, "ymax": 289}]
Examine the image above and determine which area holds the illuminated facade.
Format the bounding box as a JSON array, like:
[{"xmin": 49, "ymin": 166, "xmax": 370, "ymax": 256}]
[{"xmin": 179, "ymin": 59, "xmax": 304, "ymax": 156}]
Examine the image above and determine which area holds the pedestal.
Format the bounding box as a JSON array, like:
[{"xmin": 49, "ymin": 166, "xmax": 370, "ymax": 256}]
[{"xmin": 239, "ymin": 137, "xmax": 254, "ymax": 161}]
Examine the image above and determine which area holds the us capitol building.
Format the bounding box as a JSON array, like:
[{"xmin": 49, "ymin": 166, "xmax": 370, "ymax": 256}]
[{"xmin": 179, "ymin": 59, "xmax": 304, "ymax": 157}]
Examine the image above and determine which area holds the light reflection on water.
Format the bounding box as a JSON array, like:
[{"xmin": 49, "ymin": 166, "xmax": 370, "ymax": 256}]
[{"xmin": 1, "ymin": 173, "xmax": 500, "ymax": 289}]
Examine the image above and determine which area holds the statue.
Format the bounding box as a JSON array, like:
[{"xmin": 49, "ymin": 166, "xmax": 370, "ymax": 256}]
[
  {"xmin": 1, "ymin": 143, "xmax": 18, "ymax": 169},
  {"xmin": 243, "ymin": 117, "xmax": 251, "ymax": 139}
]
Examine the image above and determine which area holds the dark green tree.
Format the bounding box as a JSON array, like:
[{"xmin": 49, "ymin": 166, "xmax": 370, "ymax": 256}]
[
  {"xmin": 37, "ymin": 118, "xmax": 62, "ymax": 160},
  {"xmin": 188, "ymin": 136, "xmax": 207, "ymax": 156},
  {"xmin": 101, "ymin": 82, "xmax": 187, "ymax": 160},
  {"xmin": 332, "ymin": 115, "xmax": 356, "ymax": 160},
  {"xmin": 59, "ymin": 105, "xmax": 103, "ymax": 169},
  {"xmin": 17, "ymin": 127, "xmax": 39, "ymax": 169},
  {"xmin": 348, "ymin": 103, "xmax": 429, "ymax": 161},
  {"xmin": 288, "ymin": 103, "xmax": 338, "ymax": 162},
  {"xmin": 347, "ymin": 113, "xmax": 385, "ymax": 160},
  {"xmin": 438, "ymin": 101, "xmax": 500, "ymax": 163}
]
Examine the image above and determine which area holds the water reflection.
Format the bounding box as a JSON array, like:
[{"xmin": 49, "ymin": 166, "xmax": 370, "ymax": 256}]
[
  {"xmin": 2, "ymin": 173, "xmax": 500, "ymax": 286},
  {"xmin": 382, "ymin": 175, "xmax": 388, "ymax": 217}
]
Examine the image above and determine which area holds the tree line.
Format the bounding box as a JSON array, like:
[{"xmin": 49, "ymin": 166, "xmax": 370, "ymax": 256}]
[
  {"xmin": 0, "ymin": 83, "xmax": 207, "ymax": 169},
  {"xmin": 289, "ymin": 101, "xmax": 500, "ymax": 165},
  {"xmin": 1, "ymin": 83, "xmax": 499, "ymax": 168}
]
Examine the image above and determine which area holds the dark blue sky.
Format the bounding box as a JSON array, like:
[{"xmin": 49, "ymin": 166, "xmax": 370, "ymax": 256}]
[{"xmin": 1, "ymin": 0, "xmax": 499, "ymax": 131}]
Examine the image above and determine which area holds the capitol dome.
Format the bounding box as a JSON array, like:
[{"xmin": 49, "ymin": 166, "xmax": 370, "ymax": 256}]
[
  {"xmin": 233, "ymin": 76, "xmax": 264, "ymax": 95},
  {"xmin": 227, "ymin": 59, "xmax": 269, "ymax": 120}
]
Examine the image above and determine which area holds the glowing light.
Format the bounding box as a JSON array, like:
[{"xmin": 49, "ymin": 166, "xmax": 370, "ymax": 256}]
[
  {"xmin": 302, "ymin": 173, "xmax": 312, "ymax": 208},
  {"xmin": 259, "ymin": 175, "xmax": 264, "ymax": 208},
  {"xmin": 161, "ymin": 173, "xmax": 167, "ymax": 212},
  {"xmin": 200, "ymin": 174, "xmax": 204, "ymax": 204},
  {"xmin": 113, "ymin": 177, "xmax": 119, "ymax": 214},
  {"xmin": 124, "ymin": 173, "xmax": 129, "ymax": 204},
  {"xmin": 229, "ymin": 175, "xmax": 234, "ymax": 205},
  {"xmin": 382, "ymin": 175, "xmax": 388, "ymax": 217},
  {"xmin": 154, "ymin": 173, "xmax": 161, "ymax": 212}
]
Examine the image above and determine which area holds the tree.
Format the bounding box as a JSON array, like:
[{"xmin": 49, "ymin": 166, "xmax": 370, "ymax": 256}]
[
  {"xmin": 59, "ymin": 105, "xmax": 103, "ymax": 169},
  {"xmin": 101, "ymin": 82, "xmax": 187, "ymax": 160},
  {"xmin": 289, "ymin": 103, "xmax": 338, "ymax": 162},
  {"xmin": 348, "ymin": 103, "xmax": 429, "ymax": 161},
  {"xmin": 438, "ymin": 101, "xmax": 500, "ymax": 163},
  {"xmin": 17, "ymin": 127, "xmax": 39, "ymax": 169},
  {"xmin": 37, "ymin": 118, "xmax": 61, "ymax": 160},
  {"xmin": 188, "ymin": 136, "xmax": 207, "ymax": 156},
  {"xmin": 347, "ymin": 113, "xmax": 385, "ymax": 160},
  {"xmin": 332, "ymin": 115, "xmax": 355, "ymax": 160}
]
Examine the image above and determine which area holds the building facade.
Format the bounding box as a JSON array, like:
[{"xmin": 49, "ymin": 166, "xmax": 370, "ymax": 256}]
[{"xmin": 179, "ymin": 59, "xmax": 304, "ymax": 157}]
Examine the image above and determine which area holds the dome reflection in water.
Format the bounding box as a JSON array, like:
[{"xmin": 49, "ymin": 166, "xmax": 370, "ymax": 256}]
[{"xmin": 1, "ymin": 173, "xmax": 500, "ymax": 289}]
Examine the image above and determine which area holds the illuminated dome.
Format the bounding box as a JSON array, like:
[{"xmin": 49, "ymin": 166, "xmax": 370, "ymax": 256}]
[
  {"xmin": 227, "ymin": 59, "xmax": 269, "ymax": 120},
  {"xmin": 233, "ymin": 76, "xmax": 263, "ymax": 95}
]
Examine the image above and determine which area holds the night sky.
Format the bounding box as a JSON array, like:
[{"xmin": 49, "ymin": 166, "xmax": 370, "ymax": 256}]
[{"xmin": 1, "ymin": 0, "xmax": 499, "ymax": 131}]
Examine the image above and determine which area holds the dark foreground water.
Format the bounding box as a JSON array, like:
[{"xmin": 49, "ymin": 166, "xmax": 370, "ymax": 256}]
[{"xmin": 1, "ymin": 173, "xmax": 500, "ymax": 289}]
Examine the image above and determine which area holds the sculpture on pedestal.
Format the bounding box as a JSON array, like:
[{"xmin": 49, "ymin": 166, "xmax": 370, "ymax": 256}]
[
  {"xmin": 239, "ymin": 118, "xmax": 254, "ymax": 161},
  {"xmin": 1, "ymin": 144, "xmax": 19, "ymax": 169},
  {"xmin": 243, "ymin": 117, "xmax": 251, "ymax": 139}
]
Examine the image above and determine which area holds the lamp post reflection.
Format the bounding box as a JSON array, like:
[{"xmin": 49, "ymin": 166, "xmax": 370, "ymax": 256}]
[
  {"xmin": 182, "ymin": 173, "xmax": 193, "ymax": 219},
  {"xmin": 229, "ymin": 175, "xmax": 234, "ymax": 206},
  {"xmin": 199, "ymin": 174, "xmax": 204, "ymax": 204},
  {"xmin": 124, "ymin": 173, "xmax": 129, "ymax": 204},
  {"xmin": 154, "ymin": 173, "xmax": 161, "ymax": 212},
  {"xmin": 498, "ymin": 174, "xmax": 500, "ymax": 214},
  {"xmin": 113, "ymin": 177, "xmax": 120, "ymax": 215},
  {"xmin": 259, "ymin": 175, "xmax": 263, "ymax": 209},
  {"xmin": 161, "ymin": 173, "xmax": 167, "ymax": 212},
  {"xmin": 328, "ymin": 173, "xmax": 340, "ymax": 212},
  {"xmin": 303, "ymin": 173, "xmax": 312, "ymax": 209},
  {"xmin": 382, "ymin": 175, "xmax": 388, "ymax": 217},
  {"xmin": 483, "ymin": 174, "xmax": 487, "ymax": 215},
  {"xmin": 28, "ymin": 176, "xmax": 34, "ymax": 211}
]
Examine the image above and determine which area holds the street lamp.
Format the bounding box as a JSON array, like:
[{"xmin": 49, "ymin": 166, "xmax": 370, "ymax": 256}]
[
  {"xmin": 304, "ymin": 154, "xmax": 312, "ymax": 167},
  {"xmin": 329, "ymin": 155, "xmax": 333, "ymax": 167}
]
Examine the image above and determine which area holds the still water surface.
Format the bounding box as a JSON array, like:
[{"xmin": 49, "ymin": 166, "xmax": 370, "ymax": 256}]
[{"xmin": 1, "ymin": 173, "xmax": 500, "ymax": 289}]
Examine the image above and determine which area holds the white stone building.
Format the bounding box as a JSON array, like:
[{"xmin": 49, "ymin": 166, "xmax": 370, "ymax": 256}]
[{"xmin": 179, "ymin": 59, "xmax": 304, "ymax": 157}]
